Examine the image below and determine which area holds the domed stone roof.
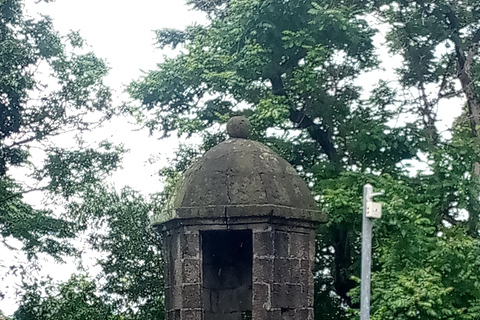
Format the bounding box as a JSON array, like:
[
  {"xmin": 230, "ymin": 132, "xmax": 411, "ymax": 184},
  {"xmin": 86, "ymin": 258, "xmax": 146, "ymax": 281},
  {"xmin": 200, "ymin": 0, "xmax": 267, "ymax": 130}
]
[{"xmin": 154, "ymin": 117, "xmax": 322, "ymax": 225}]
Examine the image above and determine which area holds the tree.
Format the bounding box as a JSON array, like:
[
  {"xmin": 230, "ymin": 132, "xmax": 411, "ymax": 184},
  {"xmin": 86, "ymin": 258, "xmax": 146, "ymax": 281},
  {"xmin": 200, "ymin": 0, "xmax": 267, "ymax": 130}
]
[
  {"xmin": 1, "ymin": 0, "xmax": 122, "ymax": 310},
  {"xmin": 13, "ymin": 274, "xmax": 125, "ymax": 320},
  {"xmin": 0, "ymin": 0, "xmax": 114, "ymax": 177},
  {"xmin": 376, "ymin": 0, "xmax": 480, "ymax": 235},
  {"xmin": 86, "ymin": 188, "xmax": 165, "ymax": 320},
  {"xmin": 10, "ymin": 186, "xmax": 166, "ymax": 320},
  {"xmin": 364, "ymin": 1, "xmax": 480, "ymax": 317},
  {"xmin": 128, "ymin": 0, "xmax": 480, "ymax": 319}
]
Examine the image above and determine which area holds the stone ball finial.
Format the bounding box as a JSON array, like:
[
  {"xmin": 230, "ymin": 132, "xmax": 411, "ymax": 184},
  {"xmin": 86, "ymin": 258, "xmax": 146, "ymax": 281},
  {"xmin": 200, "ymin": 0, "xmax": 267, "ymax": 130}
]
[{"xmin": 226, "ymin": 116, "xmax": 251, "ymax": 139}]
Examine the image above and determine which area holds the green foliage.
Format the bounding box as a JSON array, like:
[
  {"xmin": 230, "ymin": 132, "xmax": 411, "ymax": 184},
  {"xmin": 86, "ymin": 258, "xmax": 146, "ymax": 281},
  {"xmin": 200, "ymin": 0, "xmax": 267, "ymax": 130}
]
[
  {"xmin": 127, "ymin": 0, "xmax": 480, "ymax": 319},
  {"xmin": 376, "ymin": 0, "xmax": 480, "ymax": 143},
  {"xmin": 70, "ymin": 187, "xmax": 165, "ymax": 320},
  {"xmin": 0, "ymin": 0, "xmax": 113, "ymax": 175},
  {"xmin": 0, "ymin": 0, "xmax": 119, "ymax": 256},
  {"xmin": 13, "ymin": 274, "xmax": 125, "ymax": 320},
  {"xmin": 39, "ymin": 142, "xmax": 124, "ymax": 198},
  {"xmin": 129, "ymin": 0, "xmax": 380, "ymax": 149},
  {"xmin": 0, "ymin": 178, "xmax": 76, "ymax": 261},
  {"xmin": 0, "ymin": 0, "xmax": 121, "ymax": 314},
  {"xmin": 1, "ymin": 309, "xmax": 13, "ymax": 320},
  {"xmin": 8, "ymin": 185, "xmax": 165, "ymax": 320},
  {"xmin": 378, "ymin": 0, "xmax": 480, "ymax": 89}
]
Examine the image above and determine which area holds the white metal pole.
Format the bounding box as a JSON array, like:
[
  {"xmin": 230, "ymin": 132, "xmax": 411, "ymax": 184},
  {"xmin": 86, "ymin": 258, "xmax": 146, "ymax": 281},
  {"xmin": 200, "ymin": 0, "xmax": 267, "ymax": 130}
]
[{"xmin": 361, "ymin": 183, "xmax": 373, "ymax": 320}]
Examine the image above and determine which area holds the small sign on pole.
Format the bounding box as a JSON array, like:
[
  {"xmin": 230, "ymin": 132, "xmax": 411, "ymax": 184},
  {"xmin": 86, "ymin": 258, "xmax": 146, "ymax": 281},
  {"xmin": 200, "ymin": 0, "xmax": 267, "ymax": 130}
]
[{"xmin": 366, "ymin": 201, "xmax": 382, "ymax": 219}]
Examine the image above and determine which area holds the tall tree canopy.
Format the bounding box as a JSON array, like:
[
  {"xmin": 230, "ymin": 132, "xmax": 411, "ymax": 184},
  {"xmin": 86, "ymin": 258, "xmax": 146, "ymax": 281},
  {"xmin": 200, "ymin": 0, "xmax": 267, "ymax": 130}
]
[
  {"xmin": 0, "ymin": 0, "xmax": 122, "ymax": 307},
  {"xmin": 127, "ymin": 0, "xmax": 480, "ymax": 319},
  {"xmin": 6, "ymin": 0, "xmax": 480, "ymax": 319}
]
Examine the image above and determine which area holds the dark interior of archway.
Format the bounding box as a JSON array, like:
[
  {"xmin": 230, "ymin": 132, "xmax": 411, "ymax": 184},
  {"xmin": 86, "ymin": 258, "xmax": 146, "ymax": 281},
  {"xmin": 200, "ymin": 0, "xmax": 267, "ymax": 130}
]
[{"xmin": 202, "ymin": 229, "xmax": 252, "ymax": 320}]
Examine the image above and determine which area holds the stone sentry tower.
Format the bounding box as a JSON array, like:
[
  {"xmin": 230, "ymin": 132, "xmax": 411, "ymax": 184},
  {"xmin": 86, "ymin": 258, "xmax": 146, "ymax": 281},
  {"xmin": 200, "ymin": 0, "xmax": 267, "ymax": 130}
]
[{"xmin": 153, "ymin": 116, "xmax": 324, "ymax": 320}]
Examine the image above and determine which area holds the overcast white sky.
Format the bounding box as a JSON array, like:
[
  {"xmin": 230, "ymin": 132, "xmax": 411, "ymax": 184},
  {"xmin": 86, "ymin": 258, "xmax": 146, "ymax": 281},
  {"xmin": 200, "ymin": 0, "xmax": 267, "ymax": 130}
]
[{"xmin": 20, "ymin": 0, "xmax": 207, "ymax": 195}]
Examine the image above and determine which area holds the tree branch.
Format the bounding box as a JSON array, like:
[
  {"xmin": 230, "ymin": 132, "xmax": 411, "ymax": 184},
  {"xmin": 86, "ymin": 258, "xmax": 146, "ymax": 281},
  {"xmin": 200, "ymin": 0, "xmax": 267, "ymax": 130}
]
[
  {"xmin": 418, "ymin": 82, "xmax": 439, "ymax": 144},
  {"xmin": 0, "ymin": 186, "xmax": 48, "ymax": 203},
  {"xmin": 268, "ymin": 73, "xmax": 340, "ymax": 164},
  {"xmin": 289, "ymin": 108, "xmax": 339, "ymax": 163},
  {"xmin": 471, "ymin": 27, "xmax": 480, "ymax": 44},
  {"xmin": 442, "ymin": 213, "xmax": 459, "ymax": 226}
]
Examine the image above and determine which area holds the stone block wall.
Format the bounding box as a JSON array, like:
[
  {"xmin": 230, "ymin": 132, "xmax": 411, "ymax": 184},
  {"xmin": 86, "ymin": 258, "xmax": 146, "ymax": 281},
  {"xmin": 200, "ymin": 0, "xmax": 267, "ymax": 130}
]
[
  {"xmin": 252, "ymin": 225, "xmax": 315, "ymax": 320},
  {"xmin": 162, "ymin": 221, "xmax": 315, "ymax": 320},
  {"xmin": 163, "ymin": 226, "xmax": 203, "ymax": 320}
]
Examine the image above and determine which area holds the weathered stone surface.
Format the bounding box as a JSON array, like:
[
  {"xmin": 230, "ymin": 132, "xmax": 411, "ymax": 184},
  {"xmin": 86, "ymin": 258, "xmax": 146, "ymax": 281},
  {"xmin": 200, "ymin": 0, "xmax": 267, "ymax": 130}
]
[
  {"xmin": 182, "ymin": 171, "xmax": 229, "ymax": 207},
  {"xmin": 166, "ymin": 310, "xmax": 180, "ymax": 320},
  {"xmin": 274, "ymin": 231, "xmax": 289, "ymax": 258},
  {"xmin": 253, "ymin": 230, "xmax": 274, "ymax": 257},
  {"xmin": 269, "ymin": 309, "xmax": 282, "ymax": 320},
  {"xmin": 228, "ymin": 173, "xmax": 268, "ymax": 204},
  {"xmin": 252, "ymin": 283, "xmax": 270, "ymax": 310},
  {"xmin": 162, "ymin": 225, "xmax": 316, "ymax": 319},
  {"xmin": 153, "ymin": 135, "xmax": 323, "ymax": 225},
  {"xmin": 174, "ymin": 260, "xmax": 183, "ymax": 286},
  {"xmin": 182, "ymin": 259, "xmax": 200, "ymax": 284},
  {"xmin": 291, "ymin": 259, "xmax": 302, "ymax": 283},
  {"xmin": 165, "ymin": 287, "xmax": 173, "ymax": 311},
  {"xmin": 253, "ymin": 257, "xmax": 273, "ymax": 283},
  {"xmin": 308, "ymin": 231, "xmax": 316, "ymax": 261},
  {"xmin": 281, "ymin": 309, "xmax": 296, "ymax": 320},
  {"xmin": 298, "ymin": 308, "xmax": 314, "ymax": 320},
  {"xmin": 226, "ymin": 116, "xmax": 251, "ymax": 139},
  {"xmin": 181, "ymin": 232, "xmax": 199, "ymax": 259},
  {"xmin": 182, "ymin": 284, "xmax": 202, "ymax": 308},
  {"xmin": 172, "ymin": 285, "xmax": 182, "ymax": 309},
  {"xmin": 289, "ymin": 232, "xmax": 310, "ymax": 259},
  {"xmin": 181, "ymin": 309, "xmax": 202, "ymax": 320},
  {"xmin": 253, "ymin": 308, "xmax": 268, "ymax": 320},
  {"xmin": 274, "ymin": 258, "xmax": 291, "ymax": 283},
  {"xmin": 201, "ymin": 229, "xmax": 253, "ymax": 320},
  {"xmin": 271, "ymin": 283, "xmax": 303, "ymax": 309}
]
